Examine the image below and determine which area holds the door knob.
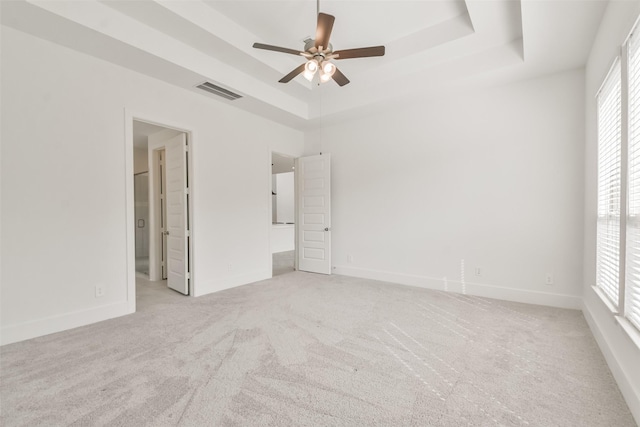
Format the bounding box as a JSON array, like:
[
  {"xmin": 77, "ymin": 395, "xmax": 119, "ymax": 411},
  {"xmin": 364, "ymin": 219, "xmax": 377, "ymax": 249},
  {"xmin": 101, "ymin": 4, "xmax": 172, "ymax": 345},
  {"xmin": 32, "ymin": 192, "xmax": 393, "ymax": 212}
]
[
  {"xmin": 324, "ymin": 227, "xmax": 330, "ymax": 231},
  {"xmin": 164, "ymin": 231, "xmax": 170, "ymax": 236}
]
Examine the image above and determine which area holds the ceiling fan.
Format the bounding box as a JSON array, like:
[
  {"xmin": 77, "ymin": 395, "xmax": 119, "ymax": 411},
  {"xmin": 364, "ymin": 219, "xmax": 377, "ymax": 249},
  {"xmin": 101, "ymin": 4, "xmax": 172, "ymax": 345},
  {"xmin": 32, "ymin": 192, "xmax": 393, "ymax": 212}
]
[{"xmin": 252, "ymin": 10, "xmax": 385, "ymax": 87}]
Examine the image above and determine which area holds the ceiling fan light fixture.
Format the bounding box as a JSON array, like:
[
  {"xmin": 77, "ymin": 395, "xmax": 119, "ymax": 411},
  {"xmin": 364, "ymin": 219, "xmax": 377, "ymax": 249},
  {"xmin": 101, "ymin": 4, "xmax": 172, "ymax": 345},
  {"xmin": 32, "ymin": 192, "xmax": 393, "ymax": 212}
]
[
  {"xmin": 318, "ymin": 60, "xmax": 336, "ymax": 83},
  {"xmin": 306, "ymin": 59, "xmax": 318, "ymax": 72},
  {"xmin": 252, "ymin": 11, "xmax": 385, "ymax": 87},
  {"xmin": 303, "ymin": 70, "xmax": 315, "ymax": 81},
  {"xmin": 319, "ymin": 67, "xmax": 331, "ymax": 83},
  {"xmin": 322, "ymin": 61, "xmax": 336, "ymax": 76},
  {"xmin": 303, "ymin": 59, "xmax": 319, "ymax": 81}
]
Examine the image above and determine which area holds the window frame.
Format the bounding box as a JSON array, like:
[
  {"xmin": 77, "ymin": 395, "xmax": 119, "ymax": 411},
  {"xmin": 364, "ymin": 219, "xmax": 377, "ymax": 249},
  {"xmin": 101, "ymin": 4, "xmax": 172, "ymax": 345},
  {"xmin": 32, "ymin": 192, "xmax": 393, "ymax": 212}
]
[
  {"xmin": 595, "ymin": 56, "xmax": 624, "ymax": 311},
  {"xmin": 624, "ymin": 29, "xmax": 640, "ymax": 332},
  {"xmin": 594, "ymin": 25, "xmax": 640, "ymax": 347}
]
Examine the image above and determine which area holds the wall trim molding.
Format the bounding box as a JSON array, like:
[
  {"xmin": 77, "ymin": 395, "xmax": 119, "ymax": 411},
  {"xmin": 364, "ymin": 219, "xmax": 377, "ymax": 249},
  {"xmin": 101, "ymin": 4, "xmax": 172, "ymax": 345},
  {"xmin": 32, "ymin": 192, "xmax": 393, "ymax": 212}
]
[
  {"xmin": 0, "ymin": 302, "xmax": 132, "ymax": 346},
  {"xmin": 582, "ymin": 298, "xmax": 640, "ymax": 424},
  {"xmin": 333, "ymin": 265, "xmax": 582, "ymax": 309}
]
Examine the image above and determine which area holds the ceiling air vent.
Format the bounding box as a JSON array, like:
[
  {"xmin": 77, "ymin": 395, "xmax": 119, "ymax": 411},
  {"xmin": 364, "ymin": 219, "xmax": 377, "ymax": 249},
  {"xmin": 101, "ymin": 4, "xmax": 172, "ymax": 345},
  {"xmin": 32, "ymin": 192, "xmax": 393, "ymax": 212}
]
[{"xmin": 195, "ymin": 81, "xmax": 242, "ymax": 101}]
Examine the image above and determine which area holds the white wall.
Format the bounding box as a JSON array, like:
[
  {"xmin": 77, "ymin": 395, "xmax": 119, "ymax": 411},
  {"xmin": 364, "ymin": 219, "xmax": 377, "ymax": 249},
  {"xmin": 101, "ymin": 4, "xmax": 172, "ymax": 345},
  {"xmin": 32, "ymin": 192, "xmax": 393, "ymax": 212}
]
[
  {"xmin": 271, "ymin": 224, "xmax": 295, "ymax": 253},
  {"xmin": 0, "ymin": 26, "xmax": 304, "ymax": 345},
  {"xmin": 133, "ymin": 147, "xmax": 148, "ymax": 174},
  {"xmin": 583, "ymin": 1, "xmax": 640, "ymax": 422},
  {"xmin": 276, "ymin": 172, "xmax": 294, "ymax": 224},
  {"xmin": 272, "ymin": 174, "xmax": 277, "ymax": 221},
  {"xmin": 307, "ymin": 68, "xmax": 585, "ymax": 309}
]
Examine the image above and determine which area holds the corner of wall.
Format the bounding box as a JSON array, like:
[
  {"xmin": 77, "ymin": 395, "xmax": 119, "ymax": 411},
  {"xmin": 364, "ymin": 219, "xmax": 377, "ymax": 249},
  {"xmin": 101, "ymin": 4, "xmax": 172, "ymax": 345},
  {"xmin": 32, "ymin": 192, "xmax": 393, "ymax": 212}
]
[{"xmin": 193, "ymin": 269, "xmax": 271, "ymax": 298}]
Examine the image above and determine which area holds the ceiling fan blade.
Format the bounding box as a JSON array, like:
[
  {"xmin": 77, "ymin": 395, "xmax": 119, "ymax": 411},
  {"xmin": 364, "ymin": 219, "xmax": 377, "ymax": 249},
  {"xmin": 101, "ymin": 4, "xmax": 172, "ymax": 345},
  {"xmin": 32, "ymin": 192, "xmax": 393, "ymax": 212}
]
[
  {"xmin": 334, "ymin": 46, "xmax": 386, "ymax": 60},
  {"xmin": 315, "ymin": 13, "xmax": 335, "ymax": 50},
  {"xmin": 332, "ymin": 67, "xmax": 350, "ymax": 87},
  {"xmin": 279, "ymin": 63, "xmax": 306, "ymax": 83},
  {"xmin": 253, "ymin": 43, "xmax": 304, "ymax": 56}
]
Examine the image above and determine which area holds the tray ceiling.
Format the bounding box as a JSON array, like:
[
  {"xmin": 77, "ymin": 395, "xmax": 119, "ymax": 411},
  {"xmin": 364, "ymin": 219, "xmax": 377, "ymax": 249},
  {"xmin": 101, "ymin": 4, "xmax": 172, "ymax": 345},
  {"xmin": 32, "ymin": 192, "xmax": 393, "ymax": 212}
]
[{"xmin": 1, "ymin": 0, "xmax": 608, "ymax": 129}]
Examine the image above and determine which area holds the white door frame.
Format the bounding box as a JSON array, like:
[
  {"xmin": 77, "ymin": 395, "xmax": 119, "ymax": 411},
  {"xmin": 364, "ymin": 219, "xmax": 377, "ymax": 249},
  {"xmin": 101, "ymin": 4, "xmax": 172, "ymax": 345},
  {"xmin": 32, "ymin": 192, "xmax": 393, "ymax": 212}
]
[{"xmin": 124, "ymin": 109, "xmax": 196, "ymax": 312}]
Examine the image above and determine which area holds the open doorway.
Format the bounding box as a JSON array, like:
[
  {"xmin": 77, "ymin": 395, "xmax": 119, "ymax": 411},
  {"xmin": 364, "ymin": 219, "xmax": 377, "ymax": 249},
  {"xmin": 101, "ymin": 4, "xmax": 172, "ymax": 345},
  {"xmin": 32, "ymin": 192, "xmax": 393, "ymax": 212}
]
[
  {"xmin": 271, "ymin": 152, "xmax": 295, "ymax": 276},
  {"xmin": 133, "ymin": 121, "xmax": 160, "ymax": 277},
  {"xmin": 134, "ymin": 171, "xmax": 150, "ymax": 275},
  {"xmin": 132, "ymin": 119, "xmax": 192, "ymax": 309}
]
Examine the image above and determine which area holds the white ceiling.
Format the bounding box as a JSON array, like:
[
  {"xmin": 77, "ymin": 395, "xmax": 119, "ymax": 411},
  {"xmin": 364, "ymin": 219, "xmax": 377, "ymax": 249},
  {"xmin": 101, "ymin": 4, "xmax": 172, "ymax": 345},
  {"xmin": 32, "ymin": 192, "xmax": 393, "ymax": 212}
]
[{"xmin": 1, "ymin": 0, "xmax": 608, "ymax": 130}]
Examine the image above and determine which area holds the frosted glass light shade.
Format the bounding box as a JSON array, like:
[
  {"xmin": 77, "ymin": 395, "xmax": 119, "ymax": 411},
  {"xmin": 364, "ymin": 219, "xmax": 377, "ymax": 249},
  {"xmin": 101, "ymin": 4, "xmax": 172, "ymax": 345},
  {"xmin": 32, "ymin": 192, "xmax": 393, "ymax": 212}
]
[
  {"xmin": 319, "ymin": 61, "xmax": 336, "ymax": 83},
  {"xmin": 304, "ymin": 60, "xmax": 318, "ymax": 81},
  {"xmin": 322, "ymin": 61, "xmax": 336, "ymax": 76}
]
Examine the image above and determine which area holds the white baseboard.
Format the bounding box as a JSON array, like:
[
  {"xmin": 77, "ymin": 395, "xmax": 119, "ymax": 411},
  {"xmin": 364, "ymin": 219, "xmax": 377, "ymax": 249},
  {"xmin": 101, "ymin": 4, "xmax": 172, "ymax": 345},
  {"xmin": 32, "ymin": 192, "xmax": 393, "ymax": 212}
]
[
  {"xmin": 333, "ymin": 265, "xmax": 582, "ymax": 309},
  {"xmin": 1, "ymin": 301, "xmax": 132, "ymax": 346},
  {"xmin": 582, "ymin": 299, "xmax": 640, "ymax": 425},
  {"xmin": 194, "ymin": 269, "xmax": 270, "ymax": 297},
  {"xmin": 1, "ymin": 268, "xmax": 271, "ymax": 345}
]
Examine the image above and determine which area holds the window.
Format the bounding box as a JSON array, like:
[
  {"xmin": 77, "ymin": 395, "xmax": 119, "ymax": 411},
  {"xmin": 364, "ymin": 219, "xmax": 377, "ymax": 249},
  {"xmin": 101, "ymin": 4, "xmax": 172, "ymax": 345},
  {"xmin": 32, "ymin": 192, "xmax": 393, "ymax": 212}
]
[
  {"xmin": 626, "ymin": 32, "xmax": 640, "ymax": 330},
  {"xmin": 595, "ymin": 23, "xmax": 640, "ymax": 338},
  {"xmin": 596, "ymin": 59, "xmax": 622, "ymax": 308}
]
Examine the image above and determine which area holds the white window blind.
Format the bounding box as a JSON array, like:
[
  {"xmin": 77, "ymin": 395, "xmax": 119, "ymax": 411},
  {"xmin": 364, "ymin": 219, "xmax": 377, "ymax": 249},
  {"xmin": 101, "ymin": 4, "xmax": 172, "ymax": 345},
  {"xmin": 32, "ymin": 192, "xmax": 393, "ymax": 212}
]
[
  {"xmin": 627, "ymin": 34, "xmax": 640, "ymax": 329},
  {"xmin": 596, "ymin": 59, "xmax": 622, "ymax": 307}
]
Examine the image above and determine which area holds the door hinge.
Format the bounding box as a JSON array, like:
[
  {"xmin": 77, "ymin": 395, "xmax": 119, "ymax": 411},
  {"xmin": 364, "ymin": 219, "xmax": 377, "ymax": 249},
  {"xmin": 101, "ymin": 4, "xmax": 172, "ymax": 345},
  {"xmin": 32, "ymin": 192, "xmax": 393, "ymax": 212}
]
[
  {"xmin": 186, "ymin": 272, "xmax": 190, "ymax": 279},
  {"xmin": 185, "ymin": 187, "xmax": 190, "ymax": 195},
  {"xmin": 186, "ymin": 230, "xmax": 191, "ymax": 237},
  {"xmin": 185, "ymin": 145, "xmax": 189, "ymax": 152}
]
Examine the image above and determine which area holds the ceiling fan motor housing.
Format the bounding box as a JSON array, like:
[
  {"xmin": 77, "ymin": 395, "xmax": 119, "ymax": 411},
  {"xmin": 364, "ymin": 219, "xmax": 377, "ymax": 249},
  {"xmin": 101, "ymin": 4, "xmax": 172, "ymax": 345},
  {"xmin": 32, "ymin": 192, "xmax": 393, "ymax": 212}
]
[{"xmin": 305, "ymin": 39, "xmax": 332, "ymax": 53}]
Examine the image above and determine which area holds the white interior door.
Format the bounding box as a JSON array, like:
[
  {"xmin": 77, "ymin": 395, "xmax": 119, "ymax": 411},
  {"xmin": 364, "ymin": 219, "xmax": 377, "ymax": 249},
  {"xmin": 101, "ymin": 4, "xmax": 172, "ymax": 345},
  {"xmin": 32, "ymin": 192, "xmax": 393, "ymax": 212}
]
[
  {"xmin": 164, "ymin": 133, "xmax": 189, "ymax": 294},
  {"xmin": 297, "ymin": 154, "xmax": 331, "ymax": 274}
]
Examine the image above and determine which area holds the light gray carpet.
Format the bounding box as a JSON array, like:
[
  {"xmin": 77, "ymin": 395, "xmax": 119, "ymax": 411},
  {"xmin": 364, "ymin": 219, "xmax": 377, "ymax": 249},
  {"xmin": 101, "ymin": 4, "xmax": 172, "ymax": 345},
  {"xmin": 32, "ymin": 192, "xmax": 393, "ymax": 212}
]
[
  {"xmin": 0, "ymin": 272, "xmax": 636, "ymax": 426},
  {"xmin": 273, "ymin": 251, "xmax": 295, "ymax": 277}
]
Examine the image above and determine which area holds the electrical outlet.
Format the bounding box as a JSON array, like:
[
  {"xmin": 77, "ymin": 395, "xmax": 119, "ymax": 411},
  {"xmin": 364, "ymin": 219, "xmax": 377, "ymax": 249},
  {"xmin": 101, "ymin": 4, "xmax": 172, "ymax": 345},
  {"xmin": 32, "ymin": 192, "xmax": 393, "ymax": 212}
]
[
  {"xmin": 474, "ymin": 267, "xmax": 482, "ymax": 277},
  {"xmin": 545, "ymin": 274, "xmax": 554, "ymax": 286},
  {"xmin": 347, "ymin": 254, "xmax": 353, "ymax": 263},
  {"xmin": 95, "ymin": 285, "xmax": 105, "ymax": 298}
]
